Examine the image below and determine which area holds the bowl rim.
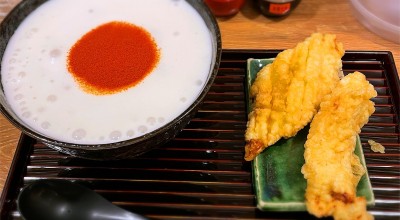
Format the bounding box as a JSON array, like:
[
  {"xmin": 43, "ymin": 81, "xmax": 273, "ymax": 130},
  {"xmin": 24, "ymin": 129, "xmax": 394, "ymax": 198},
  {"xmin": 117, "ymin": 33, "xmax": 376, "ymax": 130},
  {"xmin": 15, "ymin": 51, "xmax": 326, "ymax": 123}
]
[{"xmin": 348, "ymin": 0, "xmax": 400, "ymax": 43}]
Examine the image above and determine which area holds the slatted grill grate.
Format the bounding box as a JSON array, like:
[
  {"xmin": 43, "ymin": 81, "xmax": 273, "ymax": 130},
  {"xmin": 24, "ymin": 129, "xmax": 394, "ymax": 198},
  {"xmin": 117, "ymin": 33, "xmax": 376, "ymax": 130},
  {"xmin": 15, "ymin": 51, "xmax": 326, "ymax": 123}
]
[{"xmin": 1, "ymin": 50, "xmax": 399, "ymax": 219}]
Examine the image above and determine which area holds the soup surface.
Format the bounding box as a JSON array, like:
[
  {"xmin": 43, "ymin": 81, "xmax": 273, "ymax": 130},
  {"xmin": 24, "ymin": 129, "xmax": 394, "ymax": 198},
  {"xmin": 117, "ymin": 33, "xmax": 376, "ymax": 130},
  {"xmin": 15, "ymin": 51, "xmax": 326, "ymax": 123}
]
[{"xmin": 1, "ymin": 0, "xmax": 213, "ymax": 144}]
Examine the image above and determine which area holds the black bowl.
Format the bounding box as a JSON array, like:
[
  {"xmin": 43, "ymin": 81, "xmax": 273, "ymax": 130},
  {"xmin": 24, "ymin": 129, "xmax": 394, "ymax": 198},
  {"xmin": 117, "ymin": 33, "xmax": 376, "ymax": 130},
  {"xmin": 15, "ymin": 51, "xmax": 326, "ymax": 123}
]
[{"xmin": 0, "ymin": 0, "xmax": 222, "ymax": 160}]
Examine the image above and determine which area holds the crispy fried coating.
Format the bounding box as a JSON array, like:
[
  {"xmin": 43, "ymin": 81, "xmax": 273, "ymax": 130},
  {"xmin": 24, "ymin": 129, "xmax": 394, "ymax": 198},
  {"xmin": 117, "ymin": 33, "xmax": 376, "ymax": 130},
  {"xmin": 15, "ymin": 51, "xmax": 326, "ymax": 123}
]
[
  {"xmin": 368, "ymin": 139, "xmax": 385, "ymax": 153},
  {"xmin": 244, "ymin": 33, "xmax": 344, "ymax": 161},
  {"xmin": 301, "ymin": 72, "xmax": 377, "ymax": 220}
]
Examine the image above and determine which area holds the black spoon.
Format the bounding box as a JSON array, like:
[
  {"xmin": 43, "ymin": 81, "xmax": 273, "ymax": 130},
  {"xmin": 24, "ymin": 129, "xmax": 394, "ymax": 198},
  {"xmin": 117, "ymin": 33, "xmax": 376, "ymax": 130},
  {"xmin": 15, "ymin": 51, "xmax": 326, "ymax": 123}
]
[{"xmin": 17, "ymin": 179, "xmax": 148, "ymax": 220}]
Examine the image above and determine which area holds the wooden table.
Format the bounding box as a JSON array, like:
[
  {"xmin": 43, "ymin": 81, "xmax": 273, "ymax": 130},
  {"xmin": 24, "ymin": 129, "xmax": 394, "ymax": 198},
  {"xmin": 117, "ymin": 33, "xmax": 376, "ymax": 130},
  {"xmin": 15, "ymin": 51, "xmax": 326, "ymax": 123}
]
[{"xmin": 0, "ymin": 0, "xmax": 399, "ymax": 198}]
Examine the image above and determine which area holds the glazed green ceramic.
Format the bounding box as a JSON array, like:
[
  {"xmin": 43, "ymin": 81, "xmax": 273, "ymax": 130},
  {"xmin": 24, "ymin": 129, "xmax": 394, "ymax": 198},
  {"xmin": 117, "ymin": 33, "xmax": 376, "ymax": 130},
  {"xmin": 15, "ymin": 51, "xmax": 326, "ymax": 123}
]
[{"xmin": 247, "ymin": 58, "xmax": 375, "ymax": 212}]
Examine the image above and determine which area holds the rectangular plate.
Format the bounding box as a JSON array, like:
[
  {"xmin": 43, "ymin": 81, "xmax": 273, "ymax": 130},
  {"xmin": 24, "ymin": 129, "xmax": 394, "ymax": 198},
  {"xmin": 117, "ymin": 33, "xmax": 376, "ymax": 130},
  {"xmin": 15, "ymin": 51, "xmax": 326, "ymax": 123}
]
[
  {"xmin": 247, "ymin": 58, "xmax": 375, "ymax": 212},
  {"xmin": 0, "ymin": 50, "xmax": 398, "ymax": 219}
]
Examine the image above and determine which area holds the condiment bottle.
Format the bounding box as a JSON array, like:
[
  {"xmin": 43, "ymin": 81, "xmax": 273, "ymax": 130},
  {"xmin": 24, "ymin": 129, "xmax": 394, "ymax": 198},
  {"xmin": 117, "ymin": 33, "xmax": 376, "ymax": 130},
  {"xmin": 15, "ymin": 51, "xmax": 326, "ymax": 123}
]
[
  {"xmin": 255, "ymin": 0, "xmax": 300, "ymax": 17},
  {"xmin": 204, "ymin": 0, "xmax": 246, "ymax": 17}
]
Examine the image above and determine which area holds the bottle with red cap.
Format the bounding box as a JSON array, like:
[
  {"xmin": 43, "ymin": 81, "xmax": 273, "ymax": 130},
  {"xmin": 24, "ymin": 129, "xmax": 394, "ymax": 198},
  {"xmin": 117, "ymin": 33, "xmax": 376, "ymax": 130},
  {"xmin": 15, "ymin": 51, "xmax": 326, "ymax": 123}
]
[{"xmin": 204, "ymin": 0, "xmax": 246, "ymax": 17}]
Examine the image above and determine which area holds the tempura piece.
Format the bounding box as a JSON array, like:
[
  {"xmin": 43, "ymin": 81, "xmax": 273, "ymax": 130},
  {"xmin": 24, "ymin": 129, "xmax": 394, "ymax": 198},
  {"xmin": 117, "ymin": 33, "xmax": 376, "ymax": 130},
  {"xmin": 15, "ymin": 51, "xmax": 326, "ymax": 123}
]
[
  {"xmin": 245, "ymin": 33, "xmax": 344, "ymax": 161},
  {"xmin": 301, "ymin": 72, "xmax": 377, "ymax": 220}
]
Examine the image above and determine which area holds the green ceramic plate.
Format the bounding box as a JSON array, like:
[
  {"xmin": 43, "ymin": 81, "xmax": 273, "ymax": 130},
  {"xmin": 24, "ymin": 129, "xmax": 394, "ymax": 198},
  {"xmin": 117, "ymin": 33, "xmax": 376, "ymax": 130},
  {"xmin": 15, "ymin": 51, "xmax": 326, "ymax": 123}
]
[{"xmin": 247, "ymin": 58, "xmax": 375, "ymax": 212}]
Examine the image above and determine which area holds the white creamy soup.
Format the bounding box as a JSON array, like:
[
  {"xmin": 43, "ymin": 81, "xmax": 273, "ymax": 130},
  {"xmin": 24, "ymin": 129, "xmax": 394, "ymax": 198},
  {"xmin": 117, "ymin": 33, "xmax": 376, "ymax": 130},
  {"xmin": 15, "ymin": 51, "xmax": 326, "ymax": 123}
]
[{"xmin": 1, "ymin": 0, "xmax": 213, "ymax": 144}]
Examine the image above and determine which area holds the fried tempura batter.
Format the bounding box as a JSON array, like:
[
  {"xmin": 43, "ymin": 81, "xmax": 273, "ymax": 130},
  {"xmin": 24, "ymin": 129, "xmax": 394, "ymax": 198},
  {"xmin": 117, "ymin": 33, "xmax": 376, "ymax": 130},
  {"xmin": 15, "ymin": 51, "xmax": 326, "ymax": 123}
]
[
  {"xmin": 368, "ymin": 139, "xmax": 385, "ymax": 153},
  {"xmin": 301, "ymin": 72, "xmax": 377, "ymax": 220},
  {"xmin": 245, "ymin": 33, "xmax": 344, "ymax": 161}
]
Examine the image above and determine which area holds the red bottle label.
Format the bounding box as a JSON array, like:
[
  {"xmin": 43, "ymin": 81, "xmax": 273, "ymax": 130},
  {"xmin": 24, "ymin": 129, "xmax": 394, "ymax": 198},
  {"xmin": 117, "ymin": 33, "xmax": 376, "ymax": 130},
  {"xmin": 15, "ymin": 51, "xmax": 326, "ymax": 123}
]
[{"xmin": 269, "ymin": 3, "xmax": 291, "ymax": 15}]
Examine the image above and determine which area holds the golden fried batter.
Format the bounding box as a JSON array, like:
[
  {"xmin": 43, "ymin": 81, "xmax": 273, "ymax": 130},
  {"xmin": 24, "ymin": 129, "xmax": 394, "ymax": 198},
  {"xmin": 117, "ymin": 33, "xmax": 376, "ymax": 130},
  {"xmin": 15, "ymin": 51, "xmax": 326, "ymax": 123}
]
[
  {"xmin": 368, "ymin": 139, "xmax": 385, "ymax": 153},
  {"xmin": 301, "ymin": 72, "xmax": 376, "ymax": 220},
  {"xmin": 245, "ymin": 33, "xmax": 344, "ymax": 161}
]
